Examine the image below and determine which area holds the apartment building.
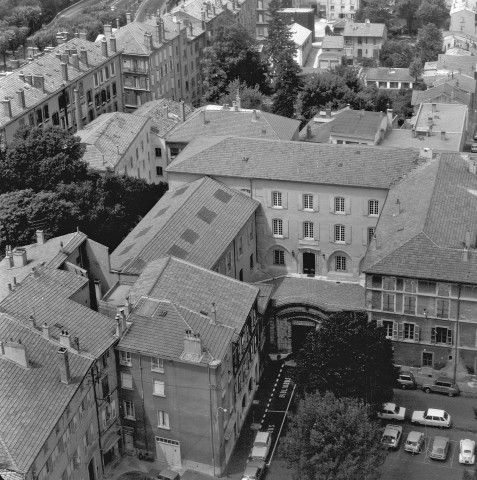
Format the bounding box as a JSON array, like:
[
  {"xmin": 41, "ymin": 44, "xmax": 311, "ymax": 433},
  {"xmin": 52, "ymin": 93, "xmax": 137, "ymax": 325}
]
[
  {"xmin": 363, "ymin": 153, "xmax": 477, "ymax": 374},
  {"xmin": 0, "ymin": 36, "xmax": 122, "ymax": 148},
  {"xmin": 450, "ymin": 0, "xmax": 477, "ymax": 35},
  {"xmin": 326, "ymin": 0, "xmax": 359, "ymax": 21},
  {"xmin": 100, "ymin": 256, "xmax": 269, "ymax": 475},
  {"xmin": 0, "ymin": 265, "xmax": 119, "ymax": 479},
  {"xmin": 342, "ymin": 21, "xmax": 387, "ymax": 62},
  {"xmin": 166, "ymin": 136, "xmax": 424, "ymax": 281}
]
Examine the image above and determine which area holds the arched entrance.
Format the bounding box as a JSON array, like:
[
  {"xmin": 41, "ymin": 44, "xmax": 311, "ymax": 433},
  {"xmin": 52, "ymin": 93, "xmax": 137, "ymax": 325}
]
[
  {"xmin": 302, "ymin": 252, "xmax": 315, "ymax": 275},
  {"xmin": 291, "ymin": 318, "xmax": 316, "ymax": 354}
]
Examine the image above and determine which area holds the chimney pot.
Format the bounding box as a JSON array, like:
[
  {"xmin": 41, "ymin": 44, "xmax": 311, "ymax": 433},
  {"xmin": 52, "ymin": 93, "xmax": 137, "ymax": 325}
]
[
  {"xmin": 42, "ymin": 323, "xmax": 50, "ymax": 339},
  {"xmin": 395, "ymin": 198, "xmax": 401, "ymax": 216},
  {"xmin": 306, "ymin": 124, "xmax": 311, "ymax": 139},
  {"xmin": 36, "ymin": 229, "xmax": 45, "ymax": 245},
  {"xmin": 29, "ymin": 315, "xmax": 36, "ymax": 328},
  {"xmin": 126, "ymin": 12, "xmax": 132, "ymax": 23},
  {"xmin": 180, "ymin": 100, "xmax": 186, "ymax": 122}
]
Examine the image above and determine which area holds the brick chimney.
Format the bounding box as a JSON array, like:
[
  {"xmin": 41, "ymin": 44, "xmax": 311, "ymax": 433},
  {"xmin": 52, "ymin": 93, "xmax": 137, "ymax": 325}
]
[
  {"xmin": 183, "ymin": 330, "xmax": 202, "ymax": 358},
  {"xmin": 61, "ymin": 63, "xmax": 68, "ymax": 82},
  {"xmin": 36, "ymin": 229, "xmax": 45, "ymax": 245},
  {"xmin": 110, "ymin": 35, "xmax": 117, "ymax": 53},
  {"xmin": 104, "ymin": 24, "xmax": 112, "ymax": 37},
  {"xmin": 42, "ymin": 323, "xmax": 51, "ymax": 339},
  {"xmin": 116, "ymin": 18, "xmax": 121, "ymax": 29},
  {"xmin": 179, "ymin": 100, "xmax": 186, "ymax": 122},
  {"xmin": 94, "ymin": 279, "xmax": 102, "ymax": 305},
  {"xmin": 71, "ymin": 53, "xmax": 80, "ymax": 69},
  {"xmin": 101, "ymin": 38, "xmax": 108, "ymax": 57},
  {"xmin": 17, "ymin": 89, "xmax": 26, "ymax": 109},
  {"xmin": 57, "ymin": 347, "xmax": 71, "ymax": 384},
  {"xmin": 126, "ymin": 12, "xmax": 132, "ymax": 23},
  {"xmin": 2, "ymin": 98, "xmax": 12, "ymax": 119},
  {"xmin": 4, "ymin": 340, "xmax": 29, "ymax": 368},
  {"xmin": 56, "ymin": 32, "xmax": 65, "ymax": 45},
  {"xmin": 59, "ymin": 330, "xmax": 72, "ymax": 348},
  {"xmin": 74, "ymin": 88, "xmax": 82, "ymax": 130},
  {"xmin": 80, "ymin": 48, "xmax": 88, "ymax": 66},
  {"xmin": 12, "ymin": 248, "xmax": 27, "ymax": 267},
  {"xmin": 61, "ymin": 53, "xmax": 68, "ymax": 63}
]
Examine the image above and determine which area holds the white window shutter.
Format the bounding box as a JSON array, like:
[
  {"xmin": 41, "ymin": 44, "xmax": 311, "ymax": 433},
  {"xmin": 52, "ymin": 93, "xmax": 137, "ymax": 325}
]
[
  {"xmin": 283, "ymin": 192, "xmax": 288, "ymax": 209},
  {"xmin": 298, "ymin": 221, "xmax": 303, "ymax": 240},
  {"xmin": 345, "ymin": 197, "xmax": 351, "ymax": 214},
  {"xmin": 329, "ymin": 196, "xmax": 334, "ymax": 213},
  {"xmin": 313, "ymin": 195, "xmax": 319, "ymax": 212},
  {"xmin": 362, "ymin": 227, "xmax": 368, "ymax": 245},
  {"xmin": 345, "ymin": 225, "xmax": 352, "ymax": 244},
  {"xmin": 414, "ymin": 325, "xmax": 420, "ymax": 342},
  {"xmin": 298, "ymin": 194, "xmax": 303, "ymax": 211},
  {"xmin": 283, "ymin": 219, "xmax": 289, "ymax": 238}
]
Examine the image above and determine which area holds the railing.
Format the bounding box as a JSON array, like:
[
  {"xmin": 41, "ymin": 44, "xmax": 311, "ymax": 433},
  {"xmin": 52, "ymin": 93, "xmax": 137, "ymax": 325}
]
[{"xmin": 123, "ymin": 65, "xmax": 149, "ymax": 74}]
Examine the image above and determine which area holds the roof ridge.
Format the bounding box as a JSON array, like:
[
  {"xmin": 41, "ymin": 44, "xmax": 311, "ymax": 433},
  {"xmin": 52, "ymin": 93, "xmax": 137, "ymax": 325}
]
[
  {"xmin": 0, "ymin": 417, "xmax": 20, "ymax": 472},
  {"xmin": 422, "ymin": 158, "xmax": 444, "ymax": 233},
  {"xmin": 124, "ymin": 23, "xmax": 149, "ymax": 54}
]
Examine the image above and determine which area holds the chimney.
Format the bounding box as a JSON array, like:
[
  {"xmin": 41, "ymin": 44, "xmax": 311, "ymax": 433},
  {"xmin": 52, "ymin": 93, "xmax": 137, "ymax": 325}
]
[
  {"xmin": 57, "ymin": 347, "xmax": 71, "ymax": 384},
  {"xmin": 431, "ymin": 103, "xmax": 437, "ymax": 112},
  {"xmin": 369, "ymin": 234, "xmax": 377, "ymax": 251},
  {"xmin": 162, "ymin": 104, "xmax": 168, "ymax": 118},
  {"xmin": 80, "ymin": 48, "xmax": 88, "ymax": 66},
  {"xmin": 19, "ymin": 71, "xmax": 25, "ymax": 82},
  {"xmin": 104, "ymin": 24, "xmax": 112, "ymax": 37},
  {"xmin": 36, "ymin": 229, "xmax": 45, "ymax": 245},
  {"xmin": 306, "ymin": 124, "xmax": 311, "ymax": 139},
  {"xmin": 252, "ymin": 109, "xmax": 259, "ymax": 122},
  {"xmin": 116, "ymin": 18, "xmax": 121, "ymax": 29},
  {"xmin": 126, "ymin": 12, "xmax": 132, "ymax": 23},
  {"xmin": 0, "ymin": 341, "xmax": 3, "ymax": 355},
  {"xmin": 10, "ymin": 59, "xmax": 20, "ymax": 70},
  {"xmin": 465, "ymin": 230, "xmax": 472, "ymax": 248},
  {"xmin": 110, "ymin": 35, "xmax": 117, "ymax": 53},
  {"xmin": 180, "ymin": 100, "xmax": 186, "ymax": 122},
  {"xmin": 29, "ymin": 315, "xmax": 36, "ymax": 328},
  {"xmin": 2, "ymin": 98, "xmax": 12, "ymax": 119},
  {"xmin": 212, "ymin": 3, "xmax": 216, "ymax": 14},
  {"xmin": 394, "ymin": 198, "xmax": 401, "ymax": 216},
  {"xmin": 71, "ymin": 53, "xmax": 79, "ymax": 69},
  {"xmin": 183, "ymin": 330, "xmax": 202, "ymax": 357},
  {"xmin": 101, "ymin": 38, "xmax": 108, "ymax": 57},
  {"xmin": 232, "ymin": 100, "xmax": 237, "ymax": 110},
  {"xmin": 25, "ymin": 74, "xmax": 33, "ymax": 85},
  {"xmin": 161, "ymin": 19, "xmax": 165, "ymax": 40},
  {"xmin": 211, "ymin": 303, "xmax": 217, "ymax": 325},
  {"xmin": 56, "ymin": 33, "xmax": 65, "ymax": 44},
  {"xmin": 59, "ymin": 330, "xmax": 72, "ymax": 348},
  {"xmin": 42, "ymin": 323, "xmax": 50, "ymax": 339},
  {"xmin": 115, "ymin": 313, "xmax": 122, "ymax": 336},
  {"xmin": 326, "ymin": 107, "xmax": 331, "ymax": 118},
  {"xmin": 156, "ymin": 20, "xmax": 162, "ymax": 42},
  {"xmin": 201, "ymin": 109, "xmax": 206, "ymax": 124},
  {"xmin": 420, "ymin": 147, "xmax": 433, "ymax": 159},
  {"xmin": 189, "ymin": 22, "xmax": 193, "ymax": 36},
  {"xmin": 61, "ymin": 63, "xmax": 68, "ymax": 82},
  {"xmin": 440, "ymin": 130, "xmax": 446, "ymax": 140},
  {"xmin": 94, "ymin": 279, "xmax": 102, "ymax": 305},
  {"xmin": 79, "ymin": 32, "xmax": 87, "ymax": 40},
  {"xmin": 61, "ymin": 53, "xmax": 68, "ymax": 63},
  {"xmin": 463, "ymin": 248, "xmax": 469, "ymax": 262},
  {"xmin": 4, "ymin": 340, "xmax": 29, "ymax": 368},
  {"xmin": 33, "ymin": 75, "xmax": 45, "ymax": 93},
  {"xmin": 144, "ymin": 32, "xmax": 153, "ymax": 49},
  {"xmin": 469, "ymin": 159, "xmax": 477, "ymax": 174},
  {"xmin": 12, "ymin": 248, "xmax": 27, "ymax": 267},
  {"xmin": 74, "ymin": 88, "xmax": 82, "ymax": 130},
  {"xmin": 17, "ymin": 89, "xmax": 26, "ymax": 109},
  {"xmin": 119, "ymin": 307, "xmax": 127, "ymax": 331}
]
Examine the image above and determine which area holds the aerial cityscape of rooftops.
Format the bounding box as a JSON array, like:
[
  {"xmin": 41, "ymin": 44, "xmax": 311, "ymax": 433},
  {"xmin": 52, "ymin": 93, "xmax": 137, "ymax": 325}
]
[{"xmin": 3, "ymin": 0, "xmax": 477, "ymax": 479}]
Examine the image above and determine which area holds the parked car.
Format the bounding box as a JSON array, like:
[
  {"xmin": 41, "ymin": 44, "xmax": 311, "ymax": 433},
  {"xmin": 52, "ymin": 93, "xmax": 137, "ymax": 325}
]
[
  {"xmin": 242, "ymin": 459, "xmax": 266, "ymax": 480},
  {"xmin": 396, "ymin": 371, "xmax": 417, "ymax": 389},
  {"xmin": 377, "ymin": 403, "xmax": 406, "ymax": 422},
  {"xmin": 404, "ymin": 431, "xmax": 425, "ymax": 454},
  {"xmin": 422, "ymin": 377, "xmax": 459, "ymax": 397},
  {"xmin": 460, "ymin": 439, "xmax": 476, "ymax": 465},
  {"xmin": 430, "ymin": 436, "xmax": 450, "ymax": 460},
  {"xmin": 250, "ymin": 432, "xmax": 272, "ymax": 461},
  {"xmin": 381, "ymin": 425, "xmax": 403, "ymax": 449},
  {"xmin": 411, "ymin": 408, "xmax": 451, "ymax": 428}
]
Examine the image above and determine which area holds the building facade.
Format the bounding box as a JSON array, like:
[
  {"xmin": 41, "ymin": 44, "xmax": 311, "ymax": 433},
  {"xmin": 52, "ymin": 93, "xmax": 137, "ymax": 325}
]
[
  {"xmin": 342, "ymin": 21, "xmax": 387, "ymax": 62},
  {"xmin": 326, "ymin": 0, "xmax": 359, "ymax": 21}
]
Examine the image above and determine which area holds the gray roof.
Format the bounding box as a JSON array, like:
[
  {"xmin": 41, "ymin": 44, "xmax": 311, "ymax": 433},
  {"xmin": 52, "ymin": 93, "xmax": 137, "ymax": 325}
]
[
  {"xmin": 363, "ymin": 154, "xmax": 477, "ymax": 283},
  {"xmin": 365, "ymin": 67, "xmax": 414, "ymax": 83},
  {"xmin": 411, "ymin": 83, "xmax": 471, "ymax": 106},
  {"xmin": 166, "ymin": 136, "xmax": 423, "ymax": 189},
  {"xmin": 110, "ymin": 176, "xmax": 259, "ymax": 274},
  {"xmin": 343, "ymin": 22, "xmax": 386, "ymax": 37},
  {"xmin": 321, "ymin": 35, "xmax": 344, "ymax": 49},
  {"xmin": 330, "ymin": 109, "xmax": 386, "ymax": 140}
]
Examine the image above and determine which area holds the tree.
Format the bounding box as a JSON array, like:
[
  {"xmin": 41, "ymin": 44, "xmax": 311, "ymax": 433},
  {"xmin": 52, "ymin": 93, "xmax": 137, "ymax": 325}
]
[
  {"xmin": 280, "ymin": 391, "xmax": 387, "ymax": 480},
  {"xmin": 409, "ymin": 57, "xmax": 424, "ymax": 81},
  {"xmin": 380, "ymin": 40, "xmax": 414, "ymax": 68},
  {"xmin": 415, "ymin": 0, "xmax": 449, "ymax": 29},
  {"xmin": 324, "ymin": 25, "xmax": 332, "ymax": 35},
  {"xmin": 201, "ymin": 20, "xmax": 269, "ymax": 104},
  {"xmin": 294, "ymin": 311, "xmax": 397, "ymax": 409},
  {"xmin": 30, "ymin": 29, "xmax": 58, "ymax": 51},
  {"xmin": 395, "ymin": 0, "xmax": 421, "ymax": 34},
  {"xmin": 218, "ymin": 79, "xmax": 264, "ymax": 109},
  {"xmin": 349, "ymin": 85, "xmax": 392, "ymax": 112},
  {"xmin": 5, "ymin": 6, "xmax": 42, "ymax": 34},
  {"xmin": 463, "ymin": 470, "xmax": 477, "ymax": 480},
  {"xmin": 415, "ymin": 23, "xmax": 443, "ymax": 63},
  {"xmin": 354, "ymin": 0, "xmax": 393, "ymax": 27},
  {"xmin": 264, "ymin": 0, "xmax": 301, "ymax": 117}
]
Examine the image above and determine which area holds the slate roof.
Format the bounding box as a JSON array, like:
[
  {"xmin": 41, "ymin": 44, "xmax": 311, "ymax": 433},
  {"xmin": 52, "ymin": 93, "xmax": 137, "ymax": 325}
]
[
  {"xmin": 0, "ymin": 266, "xmax": 117, "ymax": 358},
  {"xmin": 133, "ymin": 99, "xmax": 194, "ymax": 137},
  {"xmin": 433, "ymin": 73, "xmax": 476, "ymax": 94},
  {"xmin": 119, "ymin": 297, "xmax": 236, "ymax": 363},
  {"xmin": 46, "ymin": 231, "xmax": 88, "ymax": 269},
  {"xmin": 165, "ymin": 105, "xmax": 300, "ymax": 142},
  {"xmin": 436, "ymin": 53, "xmax": 477, "ymax": 74},
  {"xmin": 167, "ymin": 136, "xmax": 422, "ymax": 189},
  {"xmin": 365, "ymin": 67, "xmax": 413, "ymax": 83},
  {"xmin": 343, "ymin": 22, "xmax": 386, "ymax": 37},
  {"xmin": 0, "ymin": 312, "xmax": 93, "ymax": 475},
  {"xmin": 128, "ymin": 256, "xmax": 259, "ymax": 331},
  {"xmin": 411, "ymin": 83, "xmax": 471, "ymax": 106},
  {"xmin": 321, "ymin": 35, "xmax": 344, "ymax": 49},
  {"xmin": 290, "ymin": 22, "xmax": 312, "ymax": 46},
  {"xmin": 76, "ymin": 112, "xmax": 149, "ymax": 171},
  {"xmin": 110, "ymin": 176, "xmax": 259, "ymax": 274},
  {"xmin": 0, "ymin": 38, "xmax": 116, "ymax": 129},
  {"xmin": 330, "ymin": 109, "xmax": 386, "ymax": 141},
  {"xmin": 259, "ymin": 276, "xmax": 365, "ymax": 311},
  {"xmin": 363, "ymin": 154, "xmax": 477, "ymax": 283},
  {"xmin": 169, "ymin": 0, "xmax": 230, "ymax": 22}
]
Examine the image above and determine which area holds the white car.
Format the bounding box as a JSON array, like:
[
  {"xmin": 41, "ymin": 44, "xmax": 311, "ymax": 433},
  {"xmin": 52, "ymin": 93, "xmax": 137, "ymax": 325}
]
[
  {"xmin": 381, "ymin": 424, "xmax": 403, "ymax": 449},
  {"xmin": 411, "ymin": 408, "xmax": 451, "ymax": 428},
  {"xmin": 377, "ymin": 403, "xmax": 406, "ymax": 422},
  {"xmin": 250, "ymin": 432, "xmax": 271, "ymax": 461},
  {"xmin": 460, "ymin": 439, "xmax": 476, "ymax": 464},
  {"xmin": 404, "ymin": 431, "xmax": 425, "ymax": 454}
]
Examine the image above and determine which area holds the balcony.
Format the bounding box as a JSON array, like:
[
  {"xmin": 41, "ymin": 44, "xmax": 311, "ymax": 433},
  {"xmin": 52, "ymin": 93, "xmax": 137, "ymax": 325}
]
[{"xmin": 123, "ymin": 65, "xmax": 149, "ymax": 74}]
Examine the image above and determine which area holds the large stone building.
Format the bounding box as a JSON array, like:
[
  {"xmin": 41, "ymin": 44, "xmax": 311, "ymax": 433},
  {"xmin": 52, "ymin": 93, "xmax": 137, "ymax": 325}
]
[
  {"xmin": 450, "ymin": 0, "xmax": 477, "ymax": 35},
  {"xmin": 326, "ymin": 0, "xmax": 359, "ymax": 21},
  {"xmin": 343, "ymin": 21, "xmax": 387, "ymax": 62}
]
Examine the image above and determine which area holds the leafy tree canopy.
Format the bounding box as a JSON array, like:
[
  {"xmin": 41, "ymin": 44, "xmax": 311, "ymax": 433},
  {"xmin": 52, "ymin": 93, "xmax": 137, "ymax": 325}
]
[
  {"xmin": 294, "ymin": 311, "xmax": 398, "ymax": 409},
  {"xmin": 380, "ymin": 40, "xmax": 414, "ymax": 67},
  {"xmin": 415, "ymin": 0, "xmax": 449, "ymax": 29},
  {"xmin": 415, "ymin": 22, "xmax": 443, "ymax": 63},
  {"xmin": 218, "ymin": 79, "xmax": 265, "ymax": 109},
  {"xmin": 280, "ymin": 391, "xmax": 387, "ymax": 480}
]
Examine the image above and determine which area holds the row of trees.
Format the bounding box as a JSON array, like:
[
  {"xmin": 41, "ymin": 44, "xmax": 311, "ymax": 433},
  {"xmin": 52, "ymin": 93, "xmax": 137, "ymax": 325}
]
[{"xmin": 0, "ymin": 127, "xmax": 167, "ymax": 253}]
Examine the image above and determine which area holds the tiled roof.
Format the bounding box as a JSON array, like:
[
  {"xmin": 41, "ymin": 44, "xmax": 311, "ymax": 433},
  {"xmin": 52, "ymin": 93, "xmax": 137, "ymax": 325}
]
[
  {"xmin": 76, "ymin": 112, "xmax": 149, "ymax": 170},
  {"xmin": 260, "ymin": 276, "xmax": 365, "ymax": 311},
  {"xmin": 0, "ymin": 38, "xmax": 116, "ymax": 129},
  {"xmin": 128, "ymin": 256, "xmax": 259, "ymax": 331},
  {"xmin": 330, "ymin": 109, "xmax": 386, "ymax": 140},
  {"xmin": 343, "ymin": 22, "xmax": 386, "ymax": 37},
  {"xmin": 411, "ymin": 83, "xmax": 471, "ymax": 106},
  {"xmin": 290, "ymin": 22, "xmax": 312, "ymax": 46},
  {"xmin": 365, "ymin": 67, "xmax": 413, "ymax": 83},
  {"xmin": 433, "ymin": 73, "xmax": 476, "ymax": 94},
  {"xmin": 110, "ymin": 176, "xmax": 259, "ymax": 274},
  {"xmin": 165, "ymin": 106, "xmax": 300, "ymax": 142},
  {"xmin": 46, "ymin": 231, "xmax": 88, "ymax": 269},
  {"xmin": 133, "ymin": 99, "xmax": 194, "ymax": 137},
  {"xmin": 0, "ymin": 312, "xmax": 93, "ymax": 475},
  {"xmin": 167, "ymin": 136, "xmax": 422, "ymax": 188},
  {"xmin": 321, "ymin": 35, "xmax": 344, "ymax": 49},
  {"xmin": 436, "ymin": 53, "xmax": 477, "ymax": 74},
  {"xmin": 0, "ymin": 232, "xmax": 78, "ymax": 302},
  {"xmin": 169, "ymin": 0, "xmax": 229, "ymax": 22},
  {"xmin": 363, "ymin": 154, "xmax": 477, "ymax": 283},
  {"xmin": 0, "ymin": 266, "xmax": 117, "ymax": 358}
]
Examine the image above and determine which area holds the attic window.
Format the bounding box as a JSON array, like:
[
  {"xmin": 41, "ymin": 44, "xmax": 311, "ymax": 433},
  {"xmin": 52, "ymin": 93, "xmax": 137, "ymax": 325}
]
[
  {"xmin": 196, "ymin": 206, "xmax": 217, "ymax": 224},
  {"xmin": 214, "ymin": 189, "xmax": 232, "ymax": 203},
  {"xmin": 167, "ymin": 244, "xmax": 189, "ymax": 259}
]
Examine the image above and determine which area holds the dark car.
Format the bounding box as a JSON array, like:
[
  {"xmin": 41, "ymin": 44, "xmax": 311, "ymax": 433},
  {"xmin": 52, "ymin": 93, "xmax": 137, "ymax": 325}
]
[
  {"xmin": 422, "ymin": 377, "xmax": 459, "ymax": 397},
  {"xmin": 396, "ymin": 371, "xmax": 417, "ymax": 389}
]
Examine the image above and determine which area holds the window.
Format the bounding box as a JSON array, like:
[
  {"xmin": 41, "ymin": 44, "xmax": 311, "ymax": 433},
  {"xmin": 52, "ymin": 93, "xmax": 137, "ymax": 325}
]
[
  {"xmin": 87, "ymin": 90, "xmax": 92, "ymax": 104},
  {"xmin": 335, "ymin": 255, "xmax": 347, "ymax": 271},
  {"xmin": 105, "ymin": 66, "xmax": 110, "ymax": 80},
  {"xmin": 124, "ymin": 401, "xmax": 135, "ymax": 420},
  {"xmin": 273, "ymin": 249, "xmax": 285, "ymax": 265},
  {"xmin": 304, "ymin": 221, "xmax": 314, "ymax": 239},
  {"xmin": 121, "ymin": 372, "xmax": 133, "ymax": 389},
  {"xmin": 226, "ymin": 251, "xmax": 232, "ymax": 272},
  {"xmin": 403, "ymin": 295, "xmax": 416, "ymax": 314},
  {"xmin": 436, "ymin": 298, "xmax": 449, "ymax": 318},
  {"xmin": 157, "ymin": 410, "xmax": 170, "ymax": 429},
  {"xmin": 250, "ymin": 253, "xmax": 254, "ymax": 269},
  {"xmin": 334, "ymin": 224, "xmax": 345, "ymax": 243},
  {"xmin": 36, "ymin": 109, "xmax": 43, "ymax": 125},
  {"xmin": 383, "ymin": 277, "xmax": 396, "ymax": 291},
  {"xmin": 99, "ymin": 70, "xmax": 104, "ymax": 84},
  {"xmin": 120, "ymin": 351, "xmax": 132, "ymax": 366},
  {"xmin": 368, "ymin": 200, "xmax": 379, "ymax": 216},
  {"xmin": 153, "ymin": 379, "xmax": 165, "ymax": 396},
  {"xmin": 43, "ymin": 105, "xmax": 49, "ymax": 121},
  {"xmin": 111, "ymin": 63, "xmax": 116, "ymax": 76},
  {"xmin": 303, "ymin": 194, "xmax": 313, "ymax": 211},
  {"xmin": 156, "ymin": 166, "xmax": 163, "ymax": 176},
  {"xmin": 432, "ymin": 327, "xmax": 453, "ymax": 345},
  {"xmin": 272, "ymin": 191, "xmax": 282, "ymax": 208},
  {"xmin": 249, "ymin": 221, "xmax": 254, "ymax": 242},
  {"xmin": 151, "ymin": 357, "xmax": 164, "ymax": 372},
  {"xmin": 273, "ymin": 219, "xmax": 283, "ymax": 237},
  {"xmin": 93, "ymin": 73, "xmax": 99, "ymax": 88},
  {"xmin": 404, "ymin": 323, "xmax": 415, "ymax": 340},
  {"xmin": 335, "ymin": 197, "xmax": 345, "ymax": 213},
  {"xmin": 112, "ymin": 82, "xmax": 117, "ymax": 97},
  {"xmin": 238, "ymin": 236, "xmax": 243, "ymax": 256},
  {"xmin": 155, "ymin": 147, "xmax": 162, "ymax": 157},
  {"xmin": 367, "ymin": 227, "xmax": 375, "ymax": 245},
  {"xmin": 382, "ymin": 320, "xmax": 394, "ymax": 338},
  {"xmin": 382, "ymin": 292, "xmax": 395, "ymax": 312}
]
